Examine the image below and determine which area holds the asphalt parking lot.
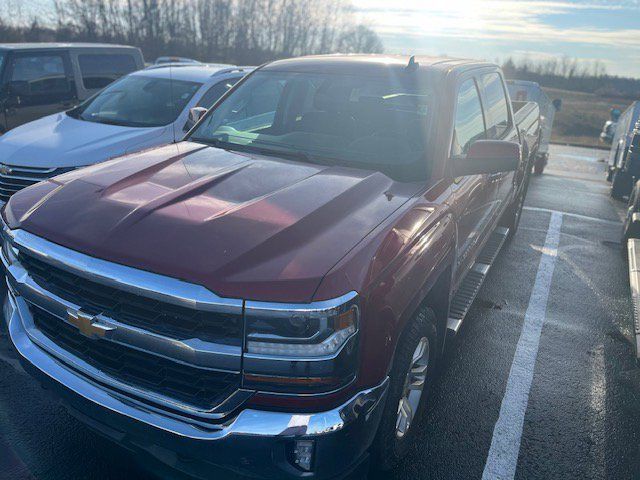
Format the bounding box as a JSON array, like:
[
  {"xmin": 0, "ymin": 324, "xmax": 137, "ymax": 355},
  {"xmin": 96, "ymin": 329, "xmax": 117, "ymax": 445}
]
[{"xmin": 0, "ymin": 144, "xmax": 639, "ymax": 480}]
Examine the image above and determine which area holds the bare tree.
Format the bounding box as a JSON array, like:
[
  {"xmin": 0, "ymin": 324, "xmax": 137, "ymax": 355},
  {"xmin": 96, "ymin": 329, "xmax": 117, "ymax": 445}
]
[{"xmin": 32, "ymin": 0, "xmax": 384, "ymax": 64}]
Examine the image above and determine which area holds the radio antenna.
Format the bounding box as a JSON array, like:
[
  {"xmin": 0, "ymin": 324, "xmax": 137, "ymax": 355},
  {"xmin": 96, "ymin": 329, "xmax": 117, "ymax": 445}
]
[
  {"xmin": 169, "ymin": 62, "xmax": 176, "ymax": 142},
  {"xmin": 406, "ymin": 55, "xmax": 419, "ymax": 72}
]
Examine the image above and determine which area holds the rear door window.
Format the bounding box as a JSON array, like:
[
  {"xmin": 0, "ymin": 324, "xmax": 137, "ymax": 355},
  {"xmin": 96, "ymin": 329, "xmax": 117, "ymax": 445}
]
[
  {"xmin": 481, "ymin": 73, "xmax": 510, "ymax": 139},
  {"xmin": 452, "ymin": 78, "xmax": 486, "ymax": 156},
  {"xmin": 78, "ymin": 54, "xmax": 138, "ymax": 90}
]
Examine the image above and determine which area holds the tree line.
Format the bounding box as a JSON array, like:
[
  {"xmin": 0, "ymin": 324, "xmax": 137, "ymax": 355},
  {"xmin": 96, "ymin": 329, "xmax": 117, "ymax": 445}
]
[
  {"xmin": 502, "ymin": 56, "xmax": 640, "ymax": 99},
  {"xmin": 0, "ymin": 0, "xmax": 383, "ymax": 64}
]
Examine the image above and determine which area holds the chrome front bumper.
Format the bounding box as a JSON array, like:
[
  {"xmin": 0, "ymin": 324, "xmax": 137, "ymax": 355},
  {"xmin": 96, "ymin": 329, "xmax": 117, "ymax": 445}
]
[{"xmin": 3, "ymin": 288, "xmax": 388, "ymax": 479}]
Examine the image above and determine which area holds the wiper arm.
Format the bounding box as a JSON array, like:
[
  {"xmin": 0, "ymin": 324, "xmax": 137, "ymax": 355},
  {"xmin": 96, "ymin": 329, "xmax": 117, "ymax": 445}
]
[
  {"xmin": 192, "ymin": 138, "xmax": 337, "ymax": 166},
  {"xmin": 193, "ymin": 137, "xmax": 249, "ymax": 154}
]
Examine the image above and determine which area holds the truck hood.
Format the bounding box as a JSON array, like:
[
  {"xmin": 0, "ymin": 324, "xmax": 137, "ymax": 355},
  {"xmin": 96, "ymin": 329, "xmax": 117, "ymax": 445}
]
[
  {"xmin": 0, "ymin": 112, "xmax": 167, "ymax": 168},
  {"xmin": 6, "ymin": 142, "xmax": 419, "ymax": 302}
]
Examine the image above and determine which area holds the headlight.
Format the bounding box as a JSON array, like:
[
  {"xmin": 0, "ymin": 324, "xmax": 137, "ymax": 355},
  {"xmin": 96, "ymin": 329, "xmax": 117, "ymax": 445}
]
[
  {"xmin": 243, "ymin": 292, "xmax": 359, "ymax": 393},
  {"xmin": 246, "ymin": 296, "xmax": 358, "ymax": 358}
]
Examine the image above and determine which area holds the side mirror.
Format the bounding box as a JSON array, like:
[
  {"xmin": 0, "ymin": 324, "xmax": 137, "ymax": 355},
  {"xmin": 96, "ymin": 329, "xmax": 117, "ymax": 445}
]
[
  {"xmin": 552, "ymin": 98, "xmax": 562, "ymax": 112},
  {"xmin": 184, "ymin": 106, "xmax": 208, "ymax": 131},
  {"xmin": 452, "ymin": 140, "xmax": 521, "ymax": 177}
]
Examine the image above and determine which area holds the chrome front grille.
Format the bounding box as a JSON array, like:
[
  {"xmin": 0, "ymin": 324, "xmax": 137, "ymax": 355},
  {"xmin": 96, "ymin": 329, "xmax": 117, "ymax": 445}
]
[
  {"xmin": 0, "ymin": 164, "xmax": 73, "ymax": 202},
  {"xmin": 33, "ymin": 305, "xmax": 239, "ymax": 410},
  {"xmin": 18, "ymin": 252, "xmax": 243, "ymax": 346},
  {"xmin": 3, "ymin": 228, "xmax": 247, "ymax": 420}
]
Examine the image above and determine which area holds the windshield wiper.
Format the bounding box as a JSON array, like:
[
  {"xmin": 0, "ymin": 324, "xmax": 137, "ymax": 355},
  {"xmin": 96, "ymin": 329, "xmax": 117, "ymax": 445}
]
[
  {"xmin": 192, "ymin": 138, "xmax": 339, "ymax": 166},
  {"xmin": 193, "ymin": 137, "xmax": 250, "ymax": 154}
]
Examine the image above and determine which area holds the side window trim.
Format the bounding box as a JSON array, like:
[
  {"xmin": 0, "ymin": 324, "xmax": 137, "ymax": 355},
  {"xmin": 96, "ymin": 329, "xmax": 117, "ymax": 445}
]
[
  {"xmin": 474, "ymin": 76, "xmax": 489, "ymax": 140},
  {"xmin": 479, "ymin": 70, "xmax": 513, "ymax": 140},
  {"xmin": 450, "ymin": 76, "xmax": 487, "ymax": 158}
]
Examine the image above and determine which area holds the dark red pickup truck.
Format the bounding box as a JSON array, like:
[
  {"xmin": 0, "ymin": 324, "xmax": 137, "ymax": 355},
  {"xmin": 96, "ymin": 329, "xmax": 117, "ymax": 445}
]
[{"xmin": 1, "ymin": 55, "xmax": 539, "ymax": 479}]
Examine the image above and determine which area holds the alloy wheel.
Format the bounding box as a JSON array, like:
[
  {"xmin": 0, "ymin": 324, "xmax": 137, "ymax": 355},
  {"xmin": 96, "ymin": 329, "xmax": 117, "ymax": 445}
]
[{"xmin": 395, "ymin": 336, "xmax": 429, "ymax": 438}]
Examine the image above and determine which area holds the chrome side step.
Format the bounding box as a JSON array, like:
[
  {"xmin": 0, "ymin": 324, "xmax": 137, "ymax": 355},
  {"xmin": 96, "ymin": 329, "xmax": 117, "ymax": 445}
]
[
  {"xmin": 447, "ymin": 227, "xmax": 509, "ymax": 335},
  {"xmin": 626, "ymin": 239, "xmax": 640, "ymax": 364}
]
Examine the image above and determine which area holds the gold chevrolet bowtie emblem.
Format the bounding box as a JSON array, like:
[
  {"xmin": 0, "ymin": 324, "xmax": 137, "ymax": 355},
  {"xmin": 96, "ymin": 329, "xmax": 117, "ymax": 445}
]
[
  {"xmin": 66, "ymin": 308, "xmax": 114, "ymax": 339},
  {"xmin": 0, "ymin": 165, "xmax": 12, "ymax": 176}
]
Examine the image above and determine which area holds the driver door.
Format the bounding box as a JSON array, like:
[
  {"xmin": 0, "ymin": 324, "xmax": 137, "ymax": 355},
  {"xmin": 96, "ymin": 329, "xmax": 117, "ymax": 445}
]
[{"xmin": 450, "ymin": 77, "xmax": 494, "ymax": 287}]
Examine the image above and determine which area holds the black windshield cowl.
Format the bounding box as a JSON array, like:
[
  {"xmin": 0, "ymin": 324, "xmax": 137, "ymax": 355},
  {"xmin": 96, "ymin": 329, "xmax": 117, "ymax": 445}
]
[{"xmin": 193, "ymin": 137, "xmax": 340, "ymax": 167}]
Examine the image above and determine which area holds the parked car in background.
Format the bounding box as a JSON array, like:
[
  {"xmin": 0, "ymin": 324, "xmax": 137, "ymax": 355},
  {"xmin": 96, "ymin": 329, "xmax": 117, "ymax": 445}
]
[
  {"xmin": 0, "ymin": 43, "xmax": 144, "ymax": 133},
  {"xmin": 621, "ymin": 128, "xmax": 640, "ymax": 241},
  {"xmin": 0, "ymin": 63, "xmax": 252, "ymax": 204},
  {"xmin": 601, "ymin": 107, "xmax": 622, "ymax": 145},
  {"xmin": 1, "ymin": 55, "xmax": 538, "ymax": 479},
  {"xmin": 507, "ymin": 80, "xmax": 560, "ymax": 174},
  {"xmin": 621, "ymin": 167, "xmax": 640, "ymax": 364},
  {"xmin": 154, "ymin": 56, "xmax": 201, "ymax": 65},
  {"xmin": 609, "ymin": 103, "xmax": 640, "ymax": 198}
]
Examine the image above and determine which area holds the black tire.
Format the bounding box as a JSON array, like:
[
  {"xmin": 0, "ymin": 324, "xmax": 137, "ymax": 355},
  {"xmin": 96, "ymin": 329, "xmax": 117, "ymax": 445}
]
[
  {"xmin": 606, "ymin": 167, "xmax": 613, "ymax": 182},
  {"xmin": 532, "ymin": 153, "xmax": 547, "ymax": 175},
  {"xmin": 533, "ymin": 161, "xmax": 544, "ymax": 175},
  {"xmin": 611, "ymin": 169, "xmax": 632, "ymax": 200},
  {"xmin": 622, "ymin": 182, "xmax": 640, "ymax": 243},
  {"xmin": 501, "ymin": 172, "xmax": 530, "ymax": 241},
  {"xmin": 371, "ymin": 307, "xmax": 438, "ymax": 472}
]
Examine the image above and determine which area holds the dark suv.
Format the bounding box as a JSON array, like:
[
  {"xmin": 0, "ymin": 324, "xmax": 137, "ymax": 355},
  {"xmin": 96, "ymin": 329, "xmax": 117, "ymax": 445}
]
[{"xmin": 0, "ymin": 43, "xmax": 144, "ymax": 133}]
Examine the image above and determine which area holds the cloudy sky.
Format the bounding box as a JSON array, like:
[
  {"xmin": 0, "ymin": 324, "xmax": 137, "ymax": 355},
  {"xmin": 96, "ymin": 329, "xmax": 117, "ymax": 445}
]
[
  {"xmin": 353, "ymin": 0, "xmax": 640, "ymax": 77},
  {"xmin": 2, "ymin": 0, "xmax": 637, "ymax": 78}
]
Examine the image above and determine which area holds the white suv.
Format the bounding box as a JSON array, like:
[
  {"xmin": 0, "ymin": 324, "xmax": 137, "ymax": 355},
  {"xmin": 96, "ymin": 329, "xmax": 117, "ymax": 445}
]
[{"xmin": 0, "ymin": 63, "xmax": 253, "ymax": 204}]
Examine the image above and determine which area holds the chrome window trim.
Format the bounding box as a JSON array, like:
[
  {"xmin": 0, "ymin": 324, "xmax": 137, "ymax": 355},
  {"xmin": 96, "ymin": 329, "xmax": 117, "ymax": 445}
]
[
  {"xmin": 244, "ymin": 291, "xmax": 358, "ymax": 314},
  {"xmin": 4, "ymin": 227, "xmax": 243, "ymax": 314}
]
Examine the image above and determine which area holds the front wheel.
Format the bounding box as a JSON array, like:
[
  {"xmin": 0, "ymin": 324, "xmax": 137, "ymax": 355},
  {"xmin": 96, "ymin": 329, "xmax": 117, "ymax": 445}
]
[
  {"xmin": 606, "ymin": 167, "xmax": 614, "ymax": 182},
  {"xmin": 371, "ymin": 307, "xmax": 438, "ymax": 471},
  {"xmin": 622, "ymin": 181, "xmax": 640, "ymax": 243},
  {"xmin": 533, "ymin": 153, "xmax": 547, "ymax": 175},
  {"xmin": 611, "ymin": 170, "xmax": 631, "ymax": 200},
  {"xmin": 502, "ymin": 173, "xmax": 530, "ymax": 241}
]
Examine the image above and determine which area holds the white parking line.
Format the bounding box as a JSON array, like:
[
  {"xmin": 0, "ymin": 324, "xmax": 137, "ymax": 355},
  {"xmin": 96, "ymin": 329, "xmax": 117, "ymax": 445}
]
[
  {"xmin": 482, "ymin": 211, "xmax": 563, "ymax": 480},
  {"xmin": 524, "ymin": 206, "xmax": 621, "ymax": 225}
]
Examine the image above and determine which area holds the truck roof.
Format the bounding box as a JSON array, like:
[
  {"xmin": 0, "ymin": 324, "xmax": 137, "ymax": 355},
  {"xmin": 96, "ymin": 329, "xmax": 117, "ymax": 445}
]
[
  {"xmin": 262, "ymin": 54, "xmax": 496, "ymax": 76},
  {"xmin": 0, "ymin": 42, "xmax": 139, "ymax": 51}
]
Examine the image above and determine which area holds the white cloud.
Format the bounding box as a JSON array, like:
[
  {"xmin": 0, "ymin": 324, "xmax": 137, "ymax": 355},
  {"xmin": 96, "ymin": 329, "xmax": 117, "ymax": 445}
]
[{"xmin": 353, "ymin": 0, "xmax": 640, "ymax": 76}]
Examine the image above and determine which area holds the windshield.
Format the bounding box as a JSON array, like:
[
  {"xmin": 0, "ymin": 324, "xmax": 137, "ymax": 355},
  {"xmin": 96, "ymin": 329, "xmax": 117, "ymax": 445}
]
[
  {"xmin": 69, "ymin": 75, "xmax": 202, "ymax": 127},
  {"xmin": 189, "ymin": 70, "xmax": 433, "ymax": 175}
]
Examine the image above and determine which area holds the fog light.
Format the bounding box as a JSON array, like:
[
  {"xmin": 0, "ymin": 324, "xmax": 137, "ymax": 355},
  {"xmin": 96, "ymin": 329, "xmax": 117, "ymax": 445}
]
[{"xmin": 292, "ymin": 439, "xmax": 315, "ymax": 472}]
